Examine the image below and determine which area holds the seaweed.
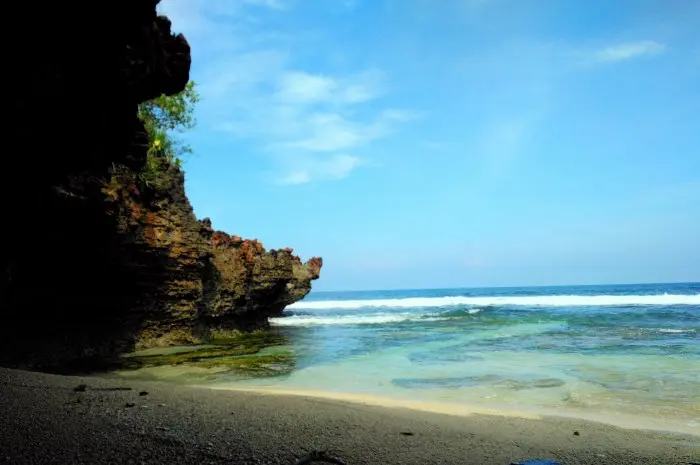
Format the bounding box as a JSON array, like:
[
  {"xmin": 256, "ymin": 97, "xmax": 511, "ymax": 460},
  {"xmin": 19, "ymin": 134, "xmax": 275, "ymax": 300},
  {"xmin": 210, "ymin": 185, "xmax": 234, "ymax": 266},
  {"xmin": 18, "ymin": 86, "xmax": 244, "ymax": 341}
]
[{"xmin": 117, "ymin": 330, "xmax": 295, "ymax": 377}]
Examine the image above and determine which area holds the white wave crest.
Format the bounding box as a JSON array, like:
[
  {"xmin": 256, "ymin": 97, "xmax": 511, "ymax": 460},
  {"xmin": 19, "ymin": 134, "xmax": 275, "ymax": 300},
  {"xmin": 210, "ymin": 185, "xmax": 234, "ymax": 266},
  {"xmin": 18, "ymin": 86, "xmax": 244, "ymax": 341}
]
[
  {"xmin": 269, "ymin": 313, "xmax": 449, "ymax": 327},
  {"xmin": 656, "ymin": 328, "xmax": 696, "ymax": 334},
  {"xmin": 288, "ymin": 294, "xmax": 700, "ymax": 310}
]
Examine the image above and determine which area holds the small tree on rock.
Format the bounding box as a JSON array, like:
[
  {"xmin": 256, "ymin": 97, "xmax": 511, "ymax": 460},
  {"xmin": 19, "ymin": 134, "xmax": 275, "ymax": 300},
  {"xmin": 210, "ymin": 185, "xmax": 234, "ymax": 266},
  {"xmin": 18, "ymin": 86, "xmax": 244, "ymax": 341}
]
[{"xmin": 137, "ymin": 81, "xmax": 200, "ymax": 187}]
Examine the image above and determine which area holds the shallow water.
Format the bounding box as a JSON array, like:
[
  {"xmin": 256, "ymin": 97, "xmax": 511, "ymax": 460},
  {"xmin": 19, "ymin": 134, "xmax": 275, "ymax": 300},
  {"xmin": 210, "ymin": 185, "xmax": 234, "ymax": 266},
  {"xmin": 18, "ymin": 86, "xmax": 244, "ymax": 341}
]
[{"xmin": 115, "ymin": 282, "xmax": 700, "ymax": 432}]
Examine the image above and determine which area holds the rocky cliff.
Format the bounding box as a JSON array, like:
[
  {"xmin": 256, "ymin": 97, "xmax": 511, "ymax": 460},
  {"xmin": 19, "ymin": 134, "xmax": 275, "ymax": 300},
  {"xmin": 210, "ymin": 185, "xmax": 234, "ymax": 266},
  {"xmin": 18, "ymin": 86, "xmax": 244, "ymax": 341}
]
[{"xmin": 0, "ymin": 0, "xmax": 321, "ymax": 372}]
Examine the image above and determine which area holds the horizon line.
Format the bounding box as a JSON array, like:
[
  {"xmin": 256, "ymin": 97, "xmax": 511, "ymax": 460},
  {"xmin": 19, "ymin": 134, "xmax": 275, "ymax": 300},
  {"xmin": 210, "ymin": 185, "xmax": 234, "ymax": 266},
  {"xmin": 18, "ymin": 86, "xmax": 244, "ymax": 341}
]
[{"xmin": 310, "ymin": 280, "xmax": 700, "ymax": 295}]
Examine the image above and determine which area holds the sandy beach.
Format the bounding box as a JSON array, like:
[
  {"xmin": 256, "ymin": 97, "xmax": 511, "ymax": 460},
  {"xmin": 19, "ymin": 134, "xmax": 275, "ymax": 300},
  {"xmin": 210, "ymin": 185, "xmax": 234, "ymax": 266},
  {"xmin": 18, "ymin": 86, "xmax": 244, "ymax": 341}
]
[{"xmin": 0, "ymin": 367, "xmax": 697, "ymax": 464}]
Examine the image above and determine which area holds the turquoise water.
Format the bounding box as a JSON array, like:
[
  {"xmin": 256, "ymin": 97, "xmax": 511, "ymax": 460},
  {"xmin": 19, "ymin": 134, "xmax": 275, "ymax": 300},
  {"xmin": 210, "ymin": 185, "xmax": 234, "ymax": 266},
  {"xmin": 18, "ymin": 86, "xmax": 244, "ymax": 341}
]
[
  {"xmin": 233, "ymin": 282, "xmax": 699, "ymax": 430},
  {"xmin": 120, "ymin": 282, "xmax": 700, "ymax": 431}
]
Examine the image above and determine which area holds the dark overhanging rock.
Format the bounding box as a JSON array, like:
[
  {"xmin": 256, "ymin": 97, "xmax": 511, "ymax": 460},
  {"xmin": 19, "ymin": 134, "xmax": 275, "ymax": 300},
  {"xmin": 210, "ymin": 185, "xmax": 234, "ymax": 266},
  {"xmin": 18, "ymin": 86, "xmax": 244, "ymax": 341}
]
[{"xmin": 0, "ymin": 0, "xmax": 321, "ymax": 372}]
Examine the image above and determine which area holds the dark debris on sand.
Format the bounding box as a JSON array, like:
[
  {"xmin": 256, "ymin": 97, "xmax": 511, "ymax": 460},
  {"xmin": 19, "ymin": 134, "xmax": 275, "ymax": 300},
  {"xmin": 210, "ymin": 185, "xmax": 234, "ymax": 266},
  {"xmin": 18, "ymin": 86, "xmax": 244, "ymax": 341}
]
[{"xmin": 1, "ymin": 367, "xmax": 698, "ymax": 465}]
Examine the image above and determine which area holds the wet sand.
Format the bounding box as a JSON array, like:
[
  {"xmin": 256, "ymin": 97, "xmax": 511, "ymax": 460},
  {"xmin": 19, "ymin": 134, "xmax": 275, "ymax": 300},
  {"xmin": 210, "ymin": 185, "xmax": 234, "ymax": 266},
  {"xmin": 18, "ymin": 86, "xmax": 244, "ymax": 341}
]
[
  {"xmin": 207, "ymin": 385, "xmax": 700, "ymax": 436},
  {"xmin": 1, "ymin": 367, "xmax": 697, "ymax": 464}
]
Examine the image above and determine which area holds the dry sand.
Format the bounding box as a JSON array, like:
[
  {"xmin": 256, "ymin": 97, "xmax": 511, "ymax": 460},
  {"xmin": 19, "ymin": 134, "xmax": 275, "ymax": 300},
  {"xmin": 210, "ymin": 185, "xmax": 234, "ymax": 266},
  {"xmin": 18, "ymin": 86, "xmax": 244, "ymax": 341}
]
[{"xmin": 1, "ymin": 367, "xmax": 698, "ymax": 464}]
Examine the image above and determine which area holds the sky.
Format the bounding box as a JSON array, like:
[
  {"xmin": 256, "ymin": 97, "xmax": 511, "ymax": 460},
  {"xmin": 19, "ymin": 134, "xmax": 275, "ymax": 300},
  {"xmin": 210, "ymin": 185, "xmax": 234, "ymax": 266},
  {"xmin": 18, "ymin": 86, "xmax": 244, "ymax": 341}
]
[{"xmin": 157, "ymin": 0, "xmax": 699, "ymax": 291}]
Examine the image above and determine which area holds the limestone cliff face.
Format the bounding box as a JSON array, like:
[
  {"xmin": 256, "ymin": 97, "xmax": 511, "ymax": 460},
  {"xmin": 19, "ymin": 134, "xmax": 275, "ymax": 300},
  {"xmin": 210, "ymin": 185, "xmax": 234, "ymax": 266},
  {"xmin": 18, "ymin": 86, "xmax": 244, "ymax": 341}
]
[
  {"xmin": 0, "ymin": 1, "xmax": 321, "ymax": 371},
  {"xmin": 103, "ymin": 166, "xmax": 322, "ymax": 351},
  {"xmin": 207, "ymin": 232, "xmax": 322, "ymax": 331}
]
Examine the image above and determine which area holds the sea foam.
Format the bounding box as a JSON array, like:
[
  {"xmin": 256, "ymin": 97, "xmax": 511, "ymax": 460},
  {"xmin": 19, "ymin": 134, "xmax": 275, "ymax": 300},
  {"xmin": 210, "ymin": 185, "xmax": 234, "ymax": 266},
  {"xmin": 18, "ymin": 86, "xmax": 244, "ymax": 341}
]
[{"xmin": 287, "ymin": 294, "xmax": 700, "ymax": 310}]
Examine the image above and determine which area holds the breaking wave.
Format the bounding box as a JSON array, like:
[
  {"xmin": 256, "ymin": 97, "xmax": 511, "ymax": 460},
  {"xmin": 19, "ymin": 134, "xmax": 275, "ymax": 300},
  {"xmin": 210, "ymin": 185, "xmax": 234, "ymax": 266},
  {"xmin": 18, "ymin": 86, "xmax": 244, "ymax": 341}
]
[
  {"xmin": 287, "ymin": 294, "xmax": 700, "ymax": 310},
  {"xmin": 270, "ymin": 308, "xmax": 484, "ymax": 327}
]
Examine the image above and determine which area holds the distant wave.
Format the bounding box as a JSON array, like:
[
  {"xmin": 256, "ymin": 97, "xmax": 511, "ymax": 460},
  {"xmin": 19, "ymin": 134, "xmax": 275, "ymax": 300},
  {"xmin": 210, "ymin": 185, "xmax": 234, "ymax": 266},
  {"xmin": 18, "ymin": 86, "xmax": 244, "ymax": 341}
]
[
  {"xmin": 270, "ymin": 308, "xmax": 484, "ymax": 327},
  {"xmin": 287, "ymin": 294, "xmax": 700, "ymax": 310},
  {"xmin": 656, "ymin": 328, "xmax": 696, "ymax": 334}
]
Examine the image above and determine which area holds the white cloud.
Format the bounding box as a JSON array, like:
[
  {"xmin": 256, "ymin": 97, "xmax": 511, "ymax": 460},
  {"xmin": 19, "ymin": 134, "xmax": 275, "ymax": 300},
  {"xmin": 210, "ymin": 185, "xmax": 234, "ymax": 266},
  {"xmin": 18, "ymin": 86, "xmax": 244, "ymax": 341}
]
[
  {"xmin": 275, "ymin": 71, "xmax": 338, "ymax": 103},
  {"xmin": 158, "ymin": 0, "xmax": 415, "ymax": 185},
  {"xmin": 273, "ymin": 69, "xmax": 385, "ymax": 105},
  {"xmin": 336, "ymin": 69, "xmax": 386, "ymax": 103},
  {"xmin": 463, "ymin": 0, "xmax": 490, "ymax": 8},
  {"xmin": 265, "ymin": 108, "xmax": 420, "ymax": 155},
  {"xmin": 243, "ymin": 0, "xmax": 288, "ymax": 9},
  {"xmin": 283, "ymin": 113, "xmax": 367, "ymax": 152},
  {"xmin": 323, "ymin": 154, "xmax": 362, "ymax": 178},
  {"xmin": 200, "ymin": 50, "xmax": 290, "ymax": 98},
  {"xmin": 593, "ymin": 40, "xmax": 666, "ymax": 63},
  {"xmin": 277, "ymin": 110, "xmax": 415, "ymax": 153},
  {"xmin": 278, "ymin": 170, "xmax": 311, "ymax": 185},
  {"xmin": 277, "ymin": 155, "xmax": 362, "ymax": 185},
  {"xmin": 380, "ymin": 109, "xmax": 421, "ymax": 122}
]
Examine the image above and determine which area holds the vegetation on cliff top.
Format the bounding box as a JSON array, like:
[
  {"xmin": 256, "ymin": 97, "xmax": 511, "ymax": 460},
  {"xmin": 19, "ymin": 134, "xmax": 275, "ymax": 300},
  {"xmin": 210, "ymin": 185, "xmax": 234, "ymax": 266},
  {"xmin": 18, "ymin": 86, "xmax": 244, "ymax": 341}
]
[{"xmin": 137, "ymin": 81, "xmax": 200, "ymax": 188}]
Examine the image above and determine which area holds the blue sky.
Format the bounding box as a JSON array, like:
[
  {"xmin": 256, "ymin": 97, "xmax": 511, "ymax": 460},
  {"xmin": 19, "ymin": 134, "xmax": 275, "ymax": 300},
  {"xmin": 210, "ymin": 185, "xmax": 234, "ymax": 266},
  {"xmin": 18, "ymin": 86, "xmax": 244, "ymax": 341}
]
[{"xmin": 158, "ymin": 0, "xmax": 699, "ymax": 291}]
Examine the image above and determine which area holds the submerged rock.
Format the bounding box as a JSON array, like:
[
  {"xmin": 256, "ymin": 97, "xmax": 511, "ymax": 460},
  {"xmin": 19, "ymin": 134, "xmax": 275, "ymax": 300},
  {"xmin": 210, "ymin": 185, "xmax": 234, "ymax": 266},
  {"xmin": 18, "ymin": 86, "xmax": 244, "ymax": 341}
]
[
  {"xmin": 116, "ymin": 331, "xmax": 296, "ymax": 380},
  {"xmin": 392, "ymin": 375, "xmax": 566, "ymax": 390}
]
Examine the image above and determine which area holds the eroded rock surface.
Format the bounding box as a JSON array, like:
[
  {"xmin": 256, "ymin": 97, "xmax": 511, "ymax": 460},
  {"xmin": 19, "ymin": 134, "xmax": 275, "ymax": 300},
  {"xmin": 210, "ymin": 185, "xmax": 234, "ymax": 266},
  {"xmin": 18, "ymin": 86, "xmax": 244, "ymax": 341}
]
[{"xmin": 0, "ymin": 0, "xmax": 321, "ymax": 371}]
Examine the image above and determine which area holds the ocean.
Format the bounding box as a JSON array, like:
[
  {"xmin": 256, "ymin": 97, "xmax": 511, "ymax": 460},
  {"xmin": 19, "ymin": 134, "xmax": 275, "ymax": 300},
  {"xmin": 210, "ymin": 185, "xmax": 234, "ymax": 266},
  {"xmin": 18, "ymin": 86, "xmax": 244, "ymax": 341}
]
[{"xmin": 119, "ymin": 282, "xmax": 700, "ymax": 434}]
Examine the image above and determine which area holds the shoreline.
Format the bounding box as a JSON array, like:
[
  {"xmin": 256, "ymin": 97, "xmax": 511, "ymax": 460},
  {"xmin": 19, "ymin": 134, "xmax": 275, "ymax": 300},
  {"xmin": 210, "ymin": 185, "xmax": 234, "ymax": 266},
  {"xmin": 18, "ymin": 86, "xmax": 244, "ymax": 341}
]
[
  {"xmin": 2, "ymin": 367, "xmax": 698, "ymax": 464},
  {"xmin": 207, "ymin": 385, "xmax": 700, "ymax": 437}
]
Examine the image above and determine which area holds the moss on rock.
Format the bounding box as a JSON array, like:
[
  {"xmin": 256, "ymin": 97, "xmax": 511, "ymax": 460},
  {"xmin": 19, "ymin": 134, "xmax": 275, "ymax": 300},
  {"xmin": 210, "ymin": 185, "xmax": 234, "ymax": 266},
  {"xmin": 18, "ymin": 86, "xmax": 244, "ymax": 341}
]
[
  {"xmin": 196, "ymin": 353, "xmax": 295, "ymax": 374},
  {"xmin": 208, "ymin": 329, "xmax": 288, "ymax": 347},
  {"xmin": 117, "ymin": 330, "xmax": 294, "ymax": 378}
]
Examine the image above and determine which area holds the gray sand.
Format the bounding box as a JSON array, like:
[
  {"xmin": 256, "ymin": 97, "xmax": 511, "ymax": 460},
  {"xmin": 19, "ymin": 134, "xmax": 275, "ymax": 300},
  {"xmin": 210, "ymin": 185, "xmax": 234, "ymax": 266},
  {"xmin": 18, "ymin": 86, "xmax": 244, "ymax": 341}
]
[{"xmin": 0, "ymin": 367, "xmax": 697, "ymax": 464}]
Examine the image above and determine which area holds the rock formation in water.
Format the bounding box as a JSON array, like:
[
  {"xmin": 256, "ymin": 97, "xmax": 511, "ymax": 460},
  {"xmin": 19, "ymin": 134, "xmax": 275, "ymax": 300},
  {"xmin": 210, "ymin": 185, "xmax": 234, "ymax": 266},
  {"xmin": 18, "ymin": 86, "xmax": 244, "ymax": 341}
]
[{"xmin": 0, "ymin": 0, "xmax": 321, "ymax": 372}]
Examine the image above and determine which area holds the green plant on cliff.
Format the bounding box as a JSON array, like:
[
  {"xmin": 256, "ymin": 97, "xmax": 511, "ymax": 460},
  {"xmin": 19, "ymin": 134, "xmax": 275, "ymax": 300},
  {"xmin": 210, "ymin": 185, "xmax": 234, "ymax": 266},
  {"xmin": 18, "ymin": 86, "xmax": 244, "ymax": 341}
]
[{"xmin": 137, "ymin": 80, "xmax": 200, "ymax": 188}]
